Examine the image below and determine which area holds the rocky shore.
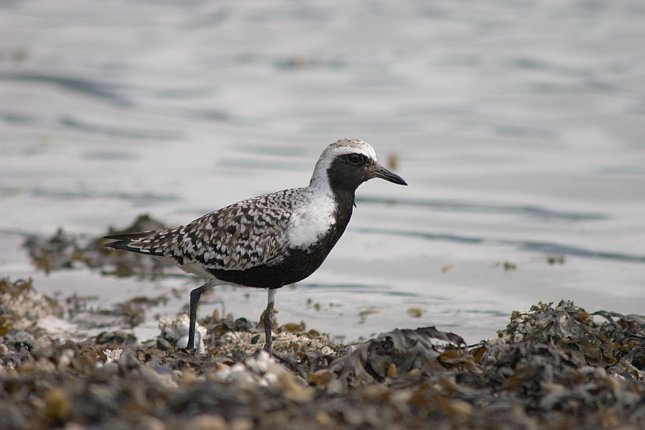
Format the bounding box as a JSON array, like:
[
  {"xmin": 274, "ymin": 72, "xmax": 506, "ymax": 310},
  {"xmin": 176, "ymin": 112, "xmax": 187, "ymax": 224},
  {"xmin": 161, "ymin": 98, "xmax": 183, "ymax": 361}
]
[
  {"xmin": 1, "ymin": 276, "xmax": 644, "ymax": 430},
  {"xmin": 1, "ymin": 218, "xmax": 643, "ymax": 429}
]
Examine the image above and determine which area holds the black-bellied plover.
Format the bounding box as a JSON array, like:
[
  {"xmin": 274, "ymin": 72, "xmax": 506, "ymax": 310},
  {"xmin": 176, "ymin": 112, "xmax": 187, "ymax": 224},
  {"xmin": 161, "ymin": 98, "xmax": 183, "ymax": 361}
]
[{"xmin": 105, "ymin": 138, "xmax": 407, "ymax": 353}]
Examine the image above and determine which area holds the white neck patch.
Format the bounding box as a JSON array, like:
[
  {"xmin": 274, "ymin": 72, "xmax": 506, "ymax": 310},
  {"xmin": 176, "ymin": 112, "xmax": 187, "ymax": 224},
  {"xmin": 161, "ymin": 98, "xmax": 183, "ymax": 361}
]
[{"xmin": 286, "ymin": 189, "xmax": 336, "ymax": 249}]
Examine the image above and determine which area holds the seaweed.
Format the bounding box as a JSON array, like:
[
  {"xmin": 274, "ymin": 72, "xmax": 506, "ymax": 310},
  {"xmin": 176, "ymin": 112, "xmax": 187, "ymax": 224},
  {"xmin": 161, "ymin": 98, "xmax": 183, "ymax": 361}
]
[
  {"xmin": 1, "ymin": 277, "xmax": 644, "ymax": 429},
  {"xmin": 23, "ymin": 214, "xmax": 168, "ymax": 279}
]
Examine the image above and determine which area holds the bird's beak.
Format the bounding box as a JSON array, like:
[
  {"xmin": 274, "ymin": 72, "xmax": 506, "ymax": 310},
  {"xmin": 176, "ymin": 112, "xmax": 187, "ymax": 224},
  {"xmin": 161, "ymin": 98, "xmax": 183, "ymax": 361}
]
[{"xmin": 373, "ymin": 164, "xmax": 407, "ymax": 186}]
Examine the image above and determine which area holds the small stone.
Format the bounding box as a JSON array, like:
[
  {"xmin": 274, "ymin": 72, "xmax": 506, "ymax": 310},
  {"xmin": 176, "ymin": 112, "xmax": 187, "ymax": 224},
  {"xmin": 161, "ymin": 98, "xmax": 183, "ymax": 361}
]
[
  {"xmin": 387, "ymin": 363, "xmax": 397, "ymax": 378},
  {"xmin": 309, "ymin": 369, "xmax": 334, "ymax": 388},
  {"xmin": 230, "ymin": 417, "xmax": 253, "ymax": 430},
  {"xmin": 156, "ymin": 337, "xmax": 173, "ymax": 351},
  {"xmin": 137, "ymin": 416, "xmax": 167, "ymax": 430},
  {"xmin": 234, "ymin": 317, "xmax": 253, "ymax": 331},
  {"xmin": 278, "ymin": 372, "xmax": 314, "ymax": 402},
  {"xmin": 315, "ymin": 410, "xmax": 332, "ymax": 427},
  {"xmin": 44, "ymin": 387, "xmax": 71, "ymax": 424},
  {"xmin": 185, "ymin": 415, "xmax": 227, "ymax": 430},
  {"xmin": 445, "ymin": 399, "xmax": 473, "ymax": 418}
]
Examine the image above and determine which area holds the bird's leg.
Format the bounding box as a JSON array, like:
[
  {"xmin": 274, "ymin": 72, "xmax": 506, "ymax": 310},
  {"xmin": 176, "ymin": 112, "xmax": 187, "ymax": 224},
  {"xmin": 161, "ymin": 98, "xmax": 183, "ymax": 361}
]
[
  {"xmin": 263, "ymin": 289, "xmax": 277, "ymax": 353},
  {"xmin": 188, "ymin": 282, "xmax": 213, "ymax": 352}
]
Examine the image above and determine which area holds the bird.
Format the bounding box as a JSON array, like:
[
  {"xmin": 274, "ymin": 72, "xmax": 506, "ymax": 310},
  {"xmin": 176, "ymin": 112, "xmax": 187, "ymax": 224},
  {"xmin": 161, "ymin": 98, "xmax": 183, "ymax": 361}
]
[{"xmin": 104, "ymin": 138, "xmax": 407, "ymax": 353}]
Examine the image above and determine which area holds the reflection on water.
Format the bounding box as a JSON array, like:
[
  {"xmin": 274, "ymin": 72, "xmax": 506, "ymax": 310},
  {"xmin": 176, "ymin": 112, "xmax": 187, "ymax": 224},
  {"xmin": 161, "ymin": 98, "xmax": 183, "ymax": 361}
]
[{"xmin": 1, "ymin": 0, "xmax": 644, "ymax": 342}]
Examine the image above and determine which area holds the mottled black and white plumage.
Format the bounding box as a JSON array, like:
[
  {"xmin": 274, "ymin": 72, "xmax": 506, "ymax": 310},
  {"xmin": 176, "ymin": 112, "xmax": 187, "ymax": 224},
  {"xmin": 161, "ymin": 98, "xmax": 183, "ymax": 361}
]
[{"xmin": 105, "ymin": 138, "xmax": 407, "ymax": 353}]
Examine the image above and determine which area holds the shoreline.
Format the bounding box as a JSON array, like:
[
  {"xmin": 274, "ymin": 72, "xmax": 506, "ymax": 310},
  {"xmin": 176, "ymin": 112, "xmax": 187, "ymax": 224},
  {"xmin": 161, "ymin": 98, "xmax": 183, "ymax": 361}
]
[{"xmin": 1, "ymin": 276, "xmax": 644, "ymax": 430}]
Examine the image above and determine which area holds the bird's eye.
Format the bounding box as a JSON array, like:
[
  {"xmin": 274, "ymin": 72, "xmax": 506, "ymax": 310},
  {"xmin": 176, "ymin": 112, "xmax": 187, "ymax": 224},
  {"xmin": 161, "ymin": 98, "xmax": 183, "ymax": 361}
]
[{"xmin": 345, "ymin": 153, "xmax": 365, "ymax": 166}]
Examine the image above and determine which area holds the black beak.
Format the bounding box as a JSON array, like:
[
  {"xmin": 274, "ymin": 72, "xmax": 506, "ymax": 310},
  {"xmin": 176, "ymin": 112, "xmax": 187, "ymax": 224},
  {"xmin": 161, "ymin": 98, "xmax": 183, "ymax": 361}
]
[{"xmin": 374, "ymin": 164, "xmax": 407, "ymax": 186}]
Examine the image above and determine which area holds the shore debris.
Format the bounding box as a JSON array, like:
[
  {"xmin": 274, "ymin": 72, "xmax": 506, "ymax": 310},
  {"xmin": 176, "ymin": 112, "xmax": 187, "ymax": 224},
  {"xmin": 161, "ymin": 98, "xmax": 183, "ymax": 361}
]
[
  {"xmin": 1, "ymin": 276, "xmax": 644, "ymax": 430},
  {"xmin": 8, "ymin": 219, "xmax": 645, "ymax": 428},
  {"xmin": 23, "ymin": 214, "xmax": 168, "ymax": 278}
]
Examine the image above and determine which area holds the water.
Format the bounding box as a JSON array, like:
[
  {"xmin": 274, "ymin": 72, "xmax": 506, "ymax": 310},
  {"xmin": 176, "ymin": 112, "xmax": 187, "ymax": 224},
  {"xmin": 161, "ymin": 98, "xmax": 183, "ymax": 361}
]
[{"xmin": 1, "ymin": 0, "xmax": 644, "ymax": 343}]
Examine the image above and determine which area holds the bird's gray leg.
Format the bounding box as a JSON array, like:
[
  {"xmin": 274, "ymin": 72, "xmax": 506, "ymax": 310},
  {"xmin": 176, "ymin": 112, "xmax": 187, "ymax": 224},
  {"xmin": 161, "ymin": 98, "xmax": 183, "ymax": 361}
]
[
  {"xmin": 188, "ymin": 282, "xmax": 213, "ymax": 352},
  {"xmin": 263, "ymin": 289, "xmax": 277, "ymax": 353}
]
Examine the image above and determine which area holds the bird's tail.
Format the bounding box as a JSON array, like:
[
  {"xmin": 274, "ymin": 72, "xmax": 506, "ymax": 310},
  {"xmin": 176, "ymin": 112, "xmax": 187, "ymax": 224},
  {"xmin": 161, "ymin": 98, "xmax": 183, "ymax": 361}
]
[{"xmin": 103, "ymin": 231, "xmax": 156, "ymax": 253}]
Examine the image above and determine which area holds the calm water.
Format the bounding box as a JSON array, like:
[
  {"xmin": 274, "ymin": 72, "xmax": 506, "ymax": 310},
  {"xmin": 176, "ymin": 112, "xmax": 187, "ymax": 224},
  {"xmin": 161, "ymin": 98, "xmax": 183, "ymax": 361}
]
[{"xmin": 1, "ymin": 0, "xmax": 644, "ymax": 343}]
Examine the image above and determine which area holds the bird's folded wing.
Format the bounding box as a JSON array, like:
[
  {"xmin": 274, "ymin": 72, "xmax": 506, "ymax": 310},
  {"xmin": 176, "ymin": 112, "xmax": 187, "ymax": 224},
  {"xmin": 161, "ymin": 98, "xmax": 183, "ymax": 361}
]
[{"xmin": 107, "ymin": 195, "xmax": 295, "ymax": 271}]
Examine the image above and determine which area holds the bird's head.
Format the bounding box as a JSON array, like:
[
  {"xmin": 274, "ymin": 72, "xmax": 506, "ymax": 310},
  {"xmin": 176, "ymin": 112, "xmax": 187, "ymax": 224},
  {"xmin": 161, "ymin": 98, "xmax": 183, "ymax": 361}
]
[{"xmin": 311, "ymin": 138, "xmax": 407, "ymax": 191}]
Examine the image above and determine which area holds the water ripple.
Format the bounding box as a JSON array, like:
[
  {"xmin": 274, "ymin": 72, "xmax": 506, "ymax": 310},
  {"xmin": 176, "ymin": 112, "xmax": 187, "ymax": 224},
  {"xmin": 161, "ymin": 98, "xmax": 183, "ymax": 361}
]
[
  {"xmin": 0, "ymin": 110, "xmax": 39, "ymax": 125},
  {"xmin": 60, "ymin": 115, "xmax": 182, "ymax": 140},
  {"xmin": 23, "ymin": 187, "xmax": 179, "ymax": 204},
  {"xmin": 298, "ymin": 283, "xmax": 420, "ymax": 297},
  {"xmin": 356, "ymin": 196, "xmax": 607, "ymax": 222},
  {"xmin": 0, "ymin": 72, "xmax": 130, "ymax": 106},
  {"xmin": 357, "ymin": 227, "xmax": 645, "ymax": 264}
]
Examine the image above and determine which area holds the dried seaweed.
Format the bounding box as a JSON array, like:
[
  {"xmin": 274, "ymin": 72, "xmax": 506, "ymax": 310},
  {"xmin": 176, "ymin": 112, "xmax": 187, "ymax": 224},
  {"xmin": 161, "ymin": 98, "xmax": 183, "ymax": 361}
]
[
  {"xmin": 9, "ymin": 218, "xmax": 645, "ymax": 428},
  {"xmin": 23, "ymin": 214, "xmax": 168, "ymax": 279},
  {"xmin": 1, "ymin": 277, "xmax": 644, "ymax": 430}
]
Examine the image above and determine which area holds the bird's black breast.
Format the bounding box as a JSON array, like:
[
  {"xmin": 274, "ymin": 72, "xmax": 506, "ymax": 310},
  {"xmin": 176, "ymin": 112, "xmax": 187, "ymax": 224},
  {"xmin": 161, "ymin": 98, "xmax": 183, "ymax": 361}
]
[{"xmin": 208, "ymin": 187, "xmax": 355, "ymax": 289}]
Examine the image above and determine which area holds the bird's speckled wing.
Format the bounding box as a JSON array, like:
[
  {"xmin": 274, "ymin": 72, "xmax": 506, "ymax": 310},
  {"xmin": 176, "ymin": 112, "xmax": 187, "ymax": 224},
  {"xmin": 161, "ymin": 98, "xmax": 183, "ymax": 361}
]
[{"xmin": 116, "ymin": 188, "xmax": 307, "ymax": 271}]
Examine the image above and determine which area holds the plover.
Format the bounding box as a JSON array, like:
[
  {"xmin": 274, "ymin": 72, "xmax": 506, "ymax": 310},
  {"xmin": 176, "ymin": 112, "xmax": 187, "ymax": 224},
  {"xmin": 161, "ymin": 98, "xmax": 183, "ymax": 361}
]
[{"xmin": 105, "ymin": 138, "xmax": 407, "ymax": 353}]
